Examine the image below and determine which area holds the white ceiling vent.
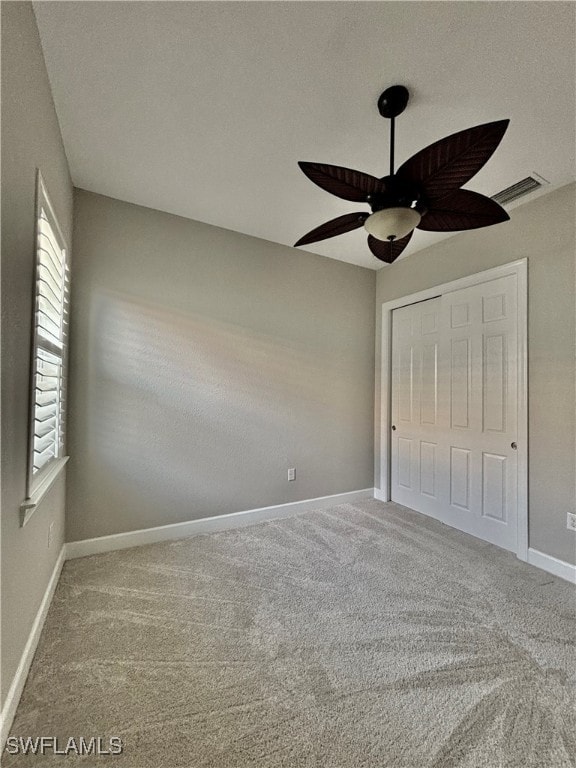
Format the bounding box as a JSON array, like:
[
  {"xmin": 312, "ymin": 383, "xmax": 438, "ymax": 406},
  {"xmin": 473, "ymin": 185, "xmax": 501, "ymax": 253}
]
[{"xmin": 491, "ymin": 174, "xmax": 549, "ymax": 206}]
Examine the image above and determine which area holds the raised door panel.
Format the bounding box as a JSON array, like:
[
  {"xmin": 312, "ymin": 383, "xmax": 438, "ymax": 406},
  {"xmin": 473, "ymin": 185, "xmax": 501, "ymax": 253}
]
[
  {"xmin": 483, "ymin": 333, "xmax": 506, "ymax": 433},
  {"xmin": 450, "ymin": 446, "xmax": 471, "ymax": 511},
  {"xmin": 482, "ymin": 292, "xmax": 507, "ymax": 323},
  {"xmin": 398, "ymin": 344, "xmax": 414, "ymax": 424},
  {"xmin": 397, "ymin": 438, "xmax": 413, "ymax": 489},
  {"xmin": 482, "ymin": 453, "xmax": 507, "ymax": 522},
  {"xmin": 450, "ymin": 337, "xmax": 471, "ymax": 429},
  {"xmin": 421, "ymin": 343, "xmax": 438, "ymax": 426},
  {"xmin": 420, "ymin": 441, "xmax": 437, "ymax": 498}
]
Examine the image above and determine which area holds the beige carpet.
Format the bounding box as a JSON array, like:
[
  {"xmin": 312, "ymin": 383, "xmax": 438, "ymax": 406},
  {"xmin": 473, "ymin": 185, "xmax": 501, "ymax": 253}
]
[{"xmin": 5, "ymin": 500, "xmax": 576, "ymax": 767}]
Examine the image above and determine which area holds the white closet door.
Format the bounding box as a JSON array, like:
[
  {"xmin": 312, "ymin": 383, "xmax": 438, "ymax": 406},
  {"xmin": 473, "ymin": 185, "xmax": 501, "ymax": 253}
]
[
  {"xmin": 391, "ymin": 297, "xmax": 445, "ymax": 517},
  {"xmin": 391, "ymin": 274, "xmax": 519, "ymax": 551}
]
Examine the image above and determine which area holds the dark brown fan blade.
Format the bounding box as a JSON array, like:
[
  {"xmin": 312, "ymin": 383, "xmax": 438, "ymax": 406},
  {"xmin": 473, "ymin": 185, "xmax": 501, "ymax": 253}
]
[
  {"xmin": 418, "ymin": 190, "xmax": 509, "ymax": 232},
  {"xmin": 396, "ymin": 120, "xmax": 509, "ymax": 204},
  {"xmin": 294, "ymin": 212, "xmax": 368, "ymax": 247},
  {"xmin": 368, "ymin": 231, "xmax": 413, "ymax": 264},
  {"xmin": 298, "ymin": 162, "xmax": 386, "ymax": 202}
]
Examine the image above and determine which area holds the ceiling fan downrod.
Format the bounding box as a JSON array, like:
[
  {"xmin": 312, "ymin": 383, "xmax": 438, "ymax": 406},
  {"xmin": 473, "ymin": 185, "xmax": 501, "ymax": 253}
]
[{"xmin": 377, "ymin": 84, "xmax": 410, "ymax": 176}]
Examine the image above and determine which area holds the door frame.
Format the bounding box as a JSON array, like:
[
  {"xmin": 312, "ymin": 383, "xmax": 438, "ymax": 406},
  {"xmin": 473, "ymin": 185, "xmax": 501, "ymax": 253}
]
[{"xmin": 376, "ymin": 258, "xmax": 528, "ymax": 562}]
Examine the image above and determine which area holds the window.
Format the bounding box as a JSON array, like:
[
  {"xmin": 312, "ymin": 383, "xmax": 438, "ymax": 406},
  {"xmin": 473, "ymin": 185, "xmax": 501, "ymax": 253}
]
[{"xmin": 26, "ymin": 173, "xmax": 70, "ymax": 500}]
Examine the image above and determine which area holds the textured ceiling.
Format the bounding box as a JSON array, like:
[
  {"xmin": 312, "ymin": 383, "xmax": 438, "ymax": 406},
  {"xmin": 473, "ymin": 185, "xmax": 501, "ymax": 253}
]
[{"xmin": 34, "ymin": 1, "xmax": 576, "ymax": 269}]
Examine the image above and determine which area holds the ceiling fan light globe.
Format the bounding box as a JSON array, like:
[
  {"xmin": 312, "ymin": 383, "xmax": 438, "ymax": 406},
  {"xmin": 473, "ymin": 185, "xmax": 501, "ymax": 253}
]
[{"xmin": 364, "ymin": 207, "xmax": 421, "ymax": 241}]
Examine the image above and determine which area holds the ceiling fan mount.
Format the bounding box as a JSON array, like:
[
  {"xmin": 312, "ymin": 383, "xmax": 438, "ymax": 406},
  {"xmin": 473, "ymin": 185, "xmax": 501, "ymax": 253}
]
[
  {"xmin": 377, "ymin": 84, "xmax": 410, "ymax": 119},
  {"xmin": 294, "ymin": 85, "xmax": 510, "ymax": 264}
]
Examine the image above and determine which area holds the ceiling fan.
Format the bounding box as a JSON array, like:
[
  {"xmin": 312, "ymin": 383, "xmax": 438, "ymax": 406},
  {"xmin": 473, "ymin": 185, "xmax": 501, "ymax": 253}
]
[{"xmin": 294, "ymin": 86, "xmax": 510, "ymax": 263}]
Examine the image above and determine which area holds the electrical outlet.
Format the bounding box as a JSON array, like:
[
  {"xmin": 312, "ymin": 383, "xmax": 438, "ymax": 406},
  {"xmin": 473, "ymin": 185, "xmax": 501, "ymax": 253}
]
[
  {"xmin": 48, "ymin": 521, "xmax": 54, "ymax": 549},
  {"xmin": 567, "ymin": 513, "xmax": 576, "ymax": 532},
  {"xmin": 288, "ymin": 468, "xmax": 296, "ymax": 482}
]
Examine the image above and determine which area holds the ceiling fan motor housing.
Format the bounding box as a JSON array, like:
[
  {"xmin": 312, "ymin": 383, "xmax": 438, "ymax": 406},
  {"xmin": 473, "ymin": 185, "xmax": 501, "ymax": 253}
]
[{"xmin": 367, "ymin": 176, "xmax": 428, "ymax": 217}]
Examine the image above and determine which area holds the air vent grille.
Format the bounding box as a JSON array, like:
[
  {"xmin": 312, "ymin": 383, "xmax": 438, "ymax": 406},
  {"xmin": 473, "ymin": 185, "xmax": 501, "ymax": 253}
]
[{"xmin": 491, "ymin": 175, "xmax": 547, "ymax": 206}]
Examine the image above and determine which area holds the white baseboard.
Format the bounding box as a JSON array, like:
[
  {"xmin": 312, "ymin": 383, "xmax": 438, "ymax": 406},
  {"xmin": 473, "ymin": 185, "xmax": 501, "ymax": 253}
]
[
  {"xmin": 373, "ymin": 488, "xmax": 387, "ymax": 502},
  {"xmin": 65, "ymin": 489, "xmax": 376, "ymax": 559},
  {"xmin": 527, "ymin": 548, "xmax": 576, "ymax": 584},
  {"xmin": 0, "ymin": 546, "xmax": 66, "ymax": 749}
]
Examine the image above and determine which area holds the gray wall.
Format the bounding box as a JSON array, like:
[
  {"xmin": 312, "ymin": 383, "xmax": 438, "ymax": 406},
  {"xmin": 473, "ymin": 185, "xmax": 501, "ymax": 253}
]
[
  {"xmin": 1, "ymin": 2, "xmax": 73, "ymax": 705},
  {"xmin": 67, "ymin": 190, "xmax": 376, "ymax": 541},
  {"xmin": 375, "ymin": 183, "xmax": 576, "ymax": 565}
]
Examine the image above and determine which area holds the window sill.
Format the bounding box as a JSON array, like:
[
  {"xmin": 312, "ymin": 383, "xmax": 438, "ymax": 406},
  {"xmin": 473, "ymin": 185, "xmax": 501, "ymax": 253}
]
[{"xmin": 20, "ymin": 456, "xmax": 69, "ymax": 528}]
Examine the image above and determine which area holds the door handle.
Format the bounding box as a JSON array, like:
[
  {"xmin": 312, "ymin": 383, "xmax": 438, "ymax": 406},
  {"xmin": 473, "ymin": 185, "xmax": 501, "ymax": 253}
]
[
  {"xmin": 511, "ymin": 442, "xmax": 517, "ymax": 449},
  {"xmin": 391, "ymin": 425, "xmax": 396, "ymax": 431}
]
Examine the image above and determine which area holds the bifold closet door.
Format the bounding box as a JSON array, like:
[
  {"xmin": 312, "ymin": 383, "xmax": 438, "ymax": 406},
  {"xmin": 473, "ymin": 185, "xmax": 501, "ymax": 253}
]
[{"xmin": 391, "ymin": 274, "xmax": 519, "ymax": 551}]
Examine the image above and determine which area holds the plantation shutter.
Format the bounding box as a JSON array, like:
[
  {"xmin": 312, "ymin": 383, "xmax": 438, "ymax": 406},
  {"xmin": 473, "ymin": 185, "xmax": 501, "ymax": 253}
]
[{"xmin": 28, "ymin": 176, "xmax": 70, "ymax": 491}]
